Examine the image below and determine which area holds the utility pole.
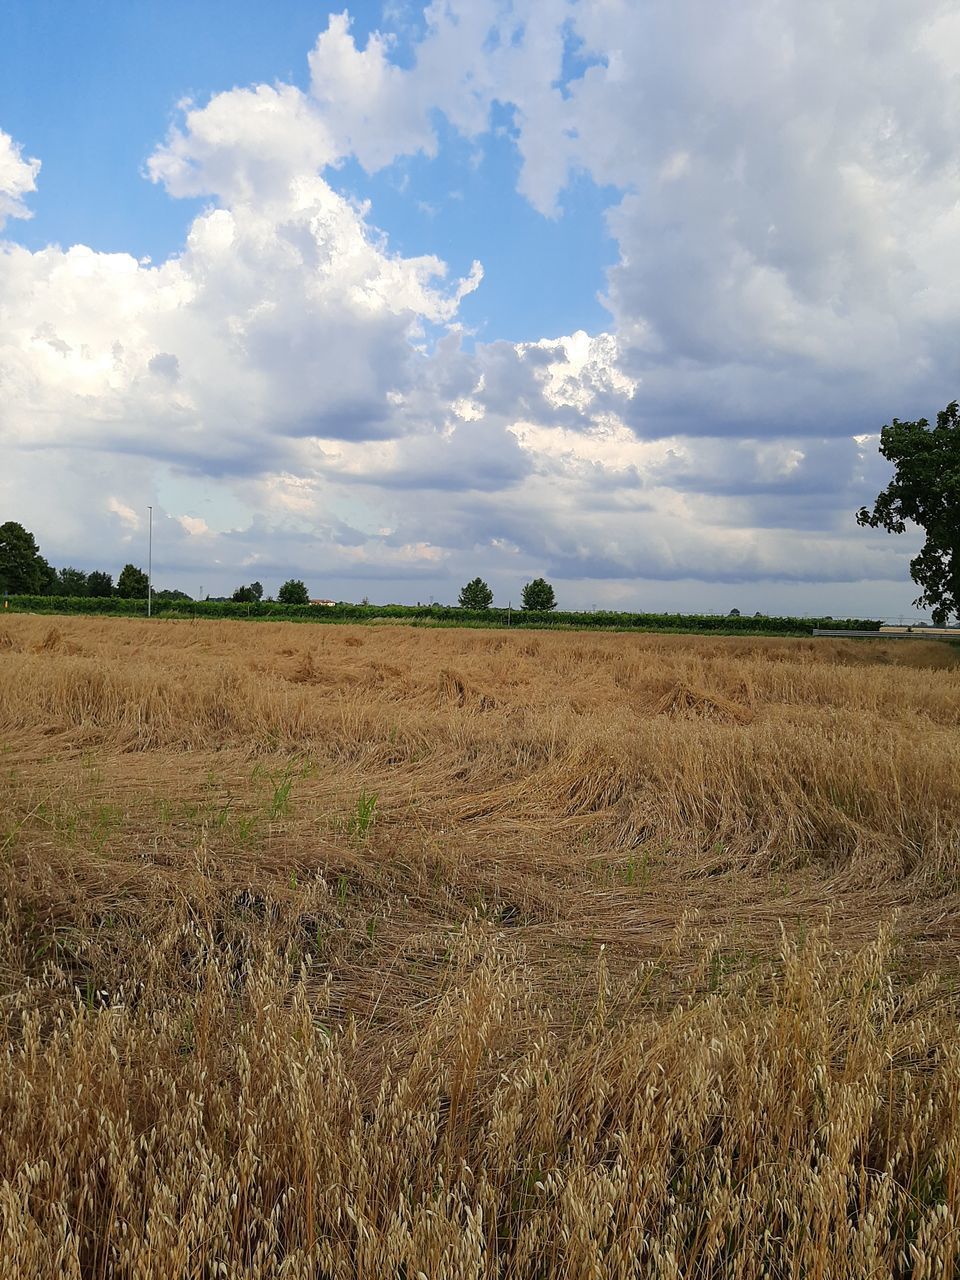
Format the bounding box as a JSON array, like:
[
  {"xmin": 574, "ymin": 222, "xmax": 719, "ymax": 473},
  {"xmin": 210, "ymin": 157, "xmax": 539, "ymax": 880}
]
[{"xmin": 147, "ymin": 505, "xmax": 153, "ymax": 618}]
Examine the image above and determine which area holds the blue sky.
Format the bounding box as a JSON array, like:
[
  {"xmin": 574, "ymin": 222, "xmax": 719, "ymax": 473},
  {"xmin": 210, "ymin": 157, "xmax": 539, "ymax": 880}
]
[
  {"xmin": 0, "ymin": 1, "xmax": 382, "ymax": 258},
  {"xmin": 1, "ymin": 1, "xmax": 954, "ymax": 616}
]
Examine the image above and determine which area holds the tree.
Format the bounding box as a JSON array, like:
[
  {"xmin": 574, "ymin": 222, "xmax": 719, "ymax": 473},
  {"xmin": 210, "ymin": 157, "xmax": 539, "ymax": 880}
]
[
  {"xmin": 728, "ymin": 607, "xmax": 741, "ymax": 617},
  {"xmin": 250, "ymin": 581, "xmax": 263, "ymax": 601},
  {"xmin": 521, "ymin": 577, "xmax": 557, "ymax": 611},
  {"xmin": 0, "ymin": 521, "xmax": 54, "ymax": 594},
  {"xmin": 857, "ymin": 399, "xmax": 960, "ymax": 624},
  {"xmin": 54, "ymin": 566, "xmax": 88, "ymax": 596},
  {"xmin": 87, "ymin": 571, "xmax": 114, "ymax": 597},
  {"xmin": 116, "ymin": 563, "xmax": 149, "ymax": 598},
  {"xmin": 278, "ymin": 578, "xmax": 309, "ymax": 605},
  {"xmin": 232, "ymin": 585, "xmax": 257, "ymax": 602},
  {"xmin": 458, "ymin": 577, "xmax": 494, "ymax": 609}
]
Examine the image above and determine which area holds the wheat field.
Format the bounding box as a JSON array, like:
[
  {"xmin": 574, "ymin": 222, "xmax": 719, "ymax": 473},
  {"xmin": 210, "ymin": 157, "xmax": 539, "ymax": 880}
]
[{"xmin": 1, "ymin": 614, "xmax": 960, "ymax": 1278}]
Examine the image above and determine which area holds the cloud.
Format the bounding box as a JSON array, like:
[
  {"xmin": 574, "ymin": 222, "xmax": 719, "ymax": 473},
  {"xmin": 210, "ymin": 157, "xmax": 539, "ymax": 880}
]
[
  {"xmin": 178, "ymin": 515, "xmax": 210, "ymax": 537},
  {"xmin": 1, "ymin": 2, "xmax": 948, "ymax": 616},
  {"xmin": 147, "ymin": 83, "xmax": 337, "ymax": 203},
  {"xmin": 0, "ymin": 130, "xmax": 39, "ymax": 230},
  {"xmin": 148, "ymin": 352, "xmax": 180, "ymax": 381},
  {"xmin": 1, "ymin": 144, "xmax": 482, "ymax": 478},
  {"xmin": 307, "ymin": 13, "xmax": 436, "ymax": 171},
  {"xmin": 106, "ymin": 498, "xmax": 140, "ymax": 531},
  {"xmin": 299, "ymin": 1, "xmax": 960, "ymax": 433},
  {"xmin": 498, "ymin": 1, "xmax": 960, "ymax": 426}
]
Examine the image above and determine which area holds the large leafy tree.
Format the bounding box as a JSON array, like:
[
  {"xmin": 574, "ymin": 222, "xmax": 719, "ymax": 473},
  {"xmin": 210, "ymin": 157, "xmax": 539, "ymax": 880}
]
[
  {"xmin": 54, "ymin": 566, "xmax": 88, "ymax": 596},
  {"xmin": 458, "ymin": 577, "xmax": 494, "ymax": 609},
  {"xmin": 0, "ymin": 521, "xmax": 54, "ymax": 594},
  {"xmin": 86, "ymin": 571, "xmax": 114, "ymax": 597},
  {"xmin": 857, "ymin": 400, "xmax": 960, "ymax": 624},
  {"xmin": 116, "ymin": 563, "xmax": 149, "ymax": 598},
  {"xmin": 278, "ymin": 578, "xmax": 309, "ymax": 605},
  {"xmin": 232, "ymin": 585, "xmax": 257, "ymax": 602},
  {"xmin": 521, "ymin": 577, "xmax": 557, "ymax": 611}
]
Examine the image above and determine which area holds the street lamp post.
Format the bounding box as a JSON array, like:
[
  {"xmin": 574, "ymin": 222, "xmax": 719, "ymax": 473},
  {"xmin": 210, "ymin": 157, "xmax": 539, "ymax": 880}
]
[{"xmin": 147, "ymin": 505, "xmax": 153, "ymax": 618}]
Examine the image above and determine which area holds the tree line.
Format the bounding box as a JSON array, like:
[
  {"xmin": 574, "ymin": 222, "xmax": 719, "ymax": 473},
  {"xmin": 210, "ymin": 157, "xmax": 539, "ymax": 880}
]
[
  {"xmin": 0, "ymin": 522, "xmax": 316, "ymax": 605},
  {"xmin": 0, "ymin": 523, "xmax": 881, "ymax": 632},
  {"xmin": 0, "ymin": 522, "xmax": 161, "ymax": 599},
  {"xmin": 0, "ymin": 521, "xmax": 562, "ymax": 612}
]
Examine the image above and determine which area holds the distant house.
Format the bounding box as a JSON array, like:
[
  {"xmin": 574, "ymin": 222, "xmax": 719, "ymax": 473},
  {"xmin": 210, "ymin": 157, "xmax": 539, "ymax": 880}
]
[{"xmin": 310, "ymin": 598, "xmax": 337, "ymax": 607}]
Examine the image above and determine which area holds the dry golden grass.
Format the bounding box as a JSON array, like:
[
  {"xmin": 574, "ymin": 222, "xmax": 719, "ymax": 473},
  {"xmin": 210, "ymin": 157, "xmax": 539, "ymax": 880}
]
[{"xmin": 2, "ymin": 614, "xmax": 960, "ymax": 1277}]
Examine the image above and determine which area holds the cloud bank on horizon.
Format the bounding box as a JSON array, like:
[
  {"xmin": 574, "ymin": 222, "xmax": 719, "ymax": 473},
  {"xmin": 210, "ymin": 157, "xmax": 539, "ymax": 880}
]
[{"xmin": 1, "ymin": 0, "xmax": 957, "ymax": 613}]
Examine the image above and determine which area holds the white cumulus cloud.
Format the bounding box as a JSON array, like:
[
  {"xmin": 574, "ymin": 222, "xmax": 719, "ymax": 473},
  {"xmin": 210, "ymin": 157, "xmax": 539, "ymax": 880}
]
[{"xmin": 0, "ymin": 130, "xmax": 40, "ymax": 229}]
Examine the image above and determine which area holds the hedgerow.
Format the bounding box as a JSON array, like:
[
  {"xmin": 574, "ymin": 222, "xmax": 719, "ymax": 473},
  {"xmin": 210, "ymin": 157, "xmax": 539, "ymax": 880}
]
[{"xmin": 1, "ymin": 595, "xmax": 882, "ymax": 634}]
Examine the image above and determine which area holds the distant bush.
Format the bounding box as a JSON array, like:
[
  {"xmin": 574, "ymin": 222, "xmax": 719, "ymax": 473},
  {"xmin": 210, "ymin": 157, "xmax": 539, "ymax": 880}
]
[
  {"xmin": 116, "ymin": 564, "xmax": 149, "ymax": 599},
  {"xmin": 521, "ymin": 578, "xmax": 557, "ymax": 611},
  {"xmin": 278, "ymin": 579, "xmax": 309, "ymax": 605},
  {"xmin": 458, "ymin": 577, "xmax": 494, "ymax": 610}
]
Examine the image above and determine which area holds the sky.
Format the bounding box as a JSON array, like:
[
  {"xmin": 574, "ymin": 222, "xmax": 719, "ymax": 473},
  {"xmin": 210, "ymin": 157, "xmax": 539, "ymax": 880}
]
[{"xmin": 1, "ymin": 0, "xmax": 956, "ymax": 617}]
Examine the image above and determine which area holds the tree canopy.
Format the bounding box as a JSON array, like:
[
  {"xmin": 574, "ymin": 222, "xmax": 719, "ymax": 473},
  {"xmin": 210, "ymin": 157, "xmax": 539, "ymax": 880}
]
[
  {"xmin": 86, "ymin": 571, "xmax": 114, "ymax": 598},
  {"xmin": 116, "ymin": 564, "xmax": 149, "ymax": 599},
  {"xmin": 521, "ymin": 578, "xmax": 557, "ymax": 611},
  {"xmin": 857, "ymin": 399, "xmax": 960, "ymax": 624},
  {"xmin": 0, "ymin": 521, "xmax": 54, "ymax": 594},
  {"xmin": 53, "ymin": 566, "xmax": 88, "ymax": 596},
  {"xmin": 278, "ymin": 578, "xmax": 309, "ymax": 605},
  {"xmin": 458, "ymin": 577, "xmax": 494, "ymax": 609}
]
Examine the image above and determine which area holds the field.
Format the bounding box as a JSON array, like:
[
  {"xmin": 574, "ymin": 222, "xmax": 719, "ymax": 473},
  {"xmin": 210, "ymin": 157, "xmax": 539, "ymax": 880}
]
[{"xmin": 1, "ymin": 614, "xmax": 960, "ymax": 1278}]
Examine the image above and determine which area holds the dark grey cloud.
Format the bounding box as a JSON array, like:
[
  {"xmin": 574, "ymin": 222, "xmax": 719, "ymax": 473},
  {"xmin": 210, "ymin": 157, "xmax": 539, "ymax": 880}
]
[{"xmin": 148, "ymin": 352, "xmax": 180, "ymax": 382}]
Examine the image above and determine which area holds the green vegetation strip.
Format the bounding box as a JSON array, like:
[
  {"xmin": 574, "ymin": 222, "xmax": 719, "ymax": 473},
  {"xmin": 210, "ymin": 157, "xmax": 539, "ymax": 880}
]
[{"xmin": 2, "ymin": 594, "xmax": 881, "ymax": 636}]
